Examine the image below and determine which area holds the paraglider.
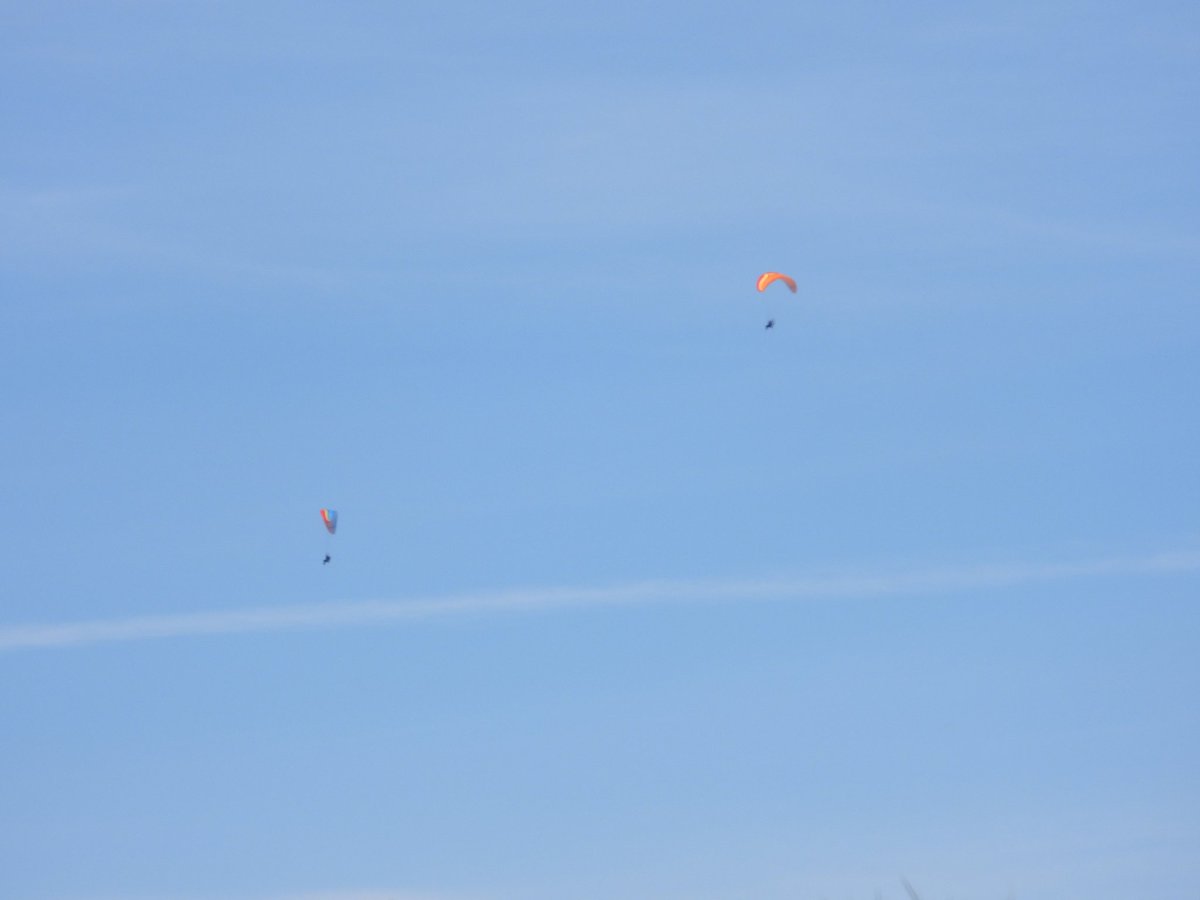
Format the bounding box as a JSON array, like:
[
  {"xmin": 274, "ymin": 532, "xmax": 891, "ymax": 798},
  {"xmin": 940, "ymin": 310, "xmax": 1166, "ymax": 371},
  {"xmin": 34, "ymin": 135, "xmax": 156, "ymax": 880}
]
[
  {"xmin": 756, "ymin": 271, "xmax": 797, "ymax": 329},
  {"xmin": 320, "ymin": 508, "xmax": 337, "ymax": 564},
  {"xmin": 756, "ymin": 272, "xmax": 797, "ymax": 294}
]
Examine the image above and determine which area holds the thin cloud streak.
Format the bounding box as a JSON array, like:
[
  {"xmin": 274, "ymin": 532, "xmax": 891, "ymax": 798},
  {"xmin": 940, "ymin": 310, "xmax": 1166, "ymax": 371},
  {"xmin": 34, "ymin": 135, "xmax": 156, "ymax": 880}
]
[{"xmin": 2, "ymin": 549, "xmax": 1197, "ymax": 653}]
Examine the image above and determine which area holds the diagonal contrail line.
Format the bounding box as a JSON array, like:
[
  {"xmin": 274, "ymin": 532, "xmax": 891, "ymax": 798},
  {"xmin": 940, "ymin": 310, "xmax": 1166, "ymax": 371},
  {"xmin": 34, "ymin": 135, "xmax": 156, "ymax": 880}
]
[{"xmin": 1, "ymin": 549, "xmax": 1197, "ymax": 653}]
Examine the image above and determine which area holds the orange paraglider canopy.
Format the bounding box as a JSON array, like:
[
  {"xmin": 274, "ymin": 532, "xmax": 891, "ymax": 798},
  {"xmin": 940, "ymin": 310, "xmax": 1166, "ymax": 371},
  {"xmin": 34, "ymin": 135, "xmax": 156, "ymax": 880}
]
[{"xmin": 756, "ymin": 272, "xmax": 797, "ymax": 293}]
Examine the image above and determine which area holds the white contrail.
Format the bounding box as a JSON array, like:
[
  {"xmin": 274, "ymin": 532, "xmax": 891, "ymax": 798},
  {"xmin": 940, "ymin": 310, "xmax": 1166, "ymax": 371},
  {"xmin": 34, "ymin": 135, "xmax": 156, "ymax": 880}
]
[{"xmin": 1, "ymin": 549, "xmax": 1197, "ymax": 653}]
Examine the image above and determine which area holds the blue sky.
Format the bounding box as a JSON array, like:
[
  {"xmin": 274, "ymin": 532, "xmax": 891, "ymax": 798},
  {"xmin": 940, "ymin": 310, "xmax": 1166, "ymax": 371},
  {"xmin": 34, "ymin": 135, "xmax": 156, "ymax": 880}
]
[{"xmin": 2, "ymin": 2, "xmax": 1198, "ymax": 898}]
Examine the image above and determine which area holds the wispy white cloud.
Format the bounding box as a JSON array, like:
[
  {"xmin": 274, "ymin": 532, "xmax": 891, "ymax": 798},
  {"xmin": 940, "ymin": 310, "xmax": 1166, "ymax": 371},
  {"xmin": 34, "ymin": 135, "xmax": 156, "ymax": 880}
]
[
  {"xmin": 2, "ymin": 549, "xmax": 1196, "ymax": 654},
  {"xmin": 88, "ymin": 888, "xmax": 476, "ymax": 900},
  {"xmin": 0, "ymin": 181, "xmax": 362, "ymax": 299}
]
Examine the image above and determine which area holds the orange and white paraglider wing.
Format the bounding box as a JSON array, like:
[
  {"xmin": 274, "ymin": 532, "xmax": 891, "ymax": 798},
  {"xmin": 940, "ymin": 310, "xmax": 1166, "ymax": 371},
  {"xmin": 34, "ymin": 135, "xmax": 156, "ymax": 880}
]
[{"xmin": 756, "ymin": 272, "xmax": 797, "ymax": 293}]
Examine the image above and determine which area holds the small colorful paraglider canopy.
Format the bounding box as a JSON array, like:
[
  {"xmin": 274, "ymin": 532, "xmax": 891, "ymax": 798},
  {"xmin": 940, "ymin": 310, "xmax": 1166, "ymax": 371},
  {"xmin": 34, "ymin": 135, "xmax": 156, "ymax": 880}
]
[
  {"xmin": 320, "ymin": 508, "xmax": 338, "ymax": 534},
  {"xmin": 756, "ymin": 272, "xmax": 797, "ymax": 293}
]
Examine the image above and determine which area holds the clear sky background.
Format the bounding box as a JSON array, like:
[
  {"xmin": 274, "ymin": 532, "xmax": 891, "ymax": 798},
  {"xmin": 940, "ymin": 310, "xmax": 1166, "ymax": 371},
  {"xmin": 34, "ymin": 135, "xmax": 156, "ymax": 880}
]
[{"xmin": 2, "ymin": 2, "xmax": 1198, "ymax": 898}]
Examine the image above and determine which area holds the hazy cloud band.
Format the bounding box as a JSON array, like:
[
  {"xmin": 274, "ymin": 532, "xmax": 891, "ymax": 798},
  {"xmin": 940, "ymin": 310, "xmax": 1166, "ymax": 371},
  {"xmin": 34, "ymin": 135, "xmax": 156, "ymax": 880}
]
[{"xmin": 2, "ymin": 550, "xmax": 1197, "ymax": 653}]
